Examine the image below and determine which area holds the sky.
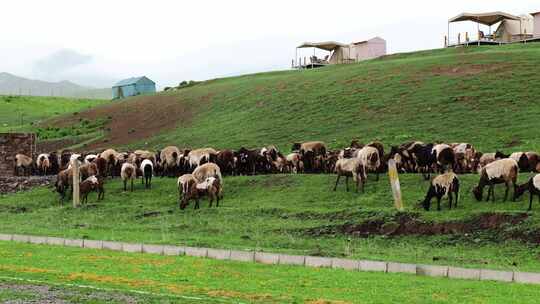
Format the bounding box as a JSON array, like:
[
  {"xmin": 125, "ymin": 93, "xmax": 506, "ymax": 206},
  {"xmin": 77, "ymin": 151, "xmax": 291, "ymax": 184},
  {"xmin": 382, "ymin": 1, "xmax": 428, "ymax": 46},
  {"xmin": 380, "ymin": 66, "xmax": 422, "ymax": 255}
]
[{"xmin": 0, "ymin": 0, "xmax": 538, "ymax": 88}]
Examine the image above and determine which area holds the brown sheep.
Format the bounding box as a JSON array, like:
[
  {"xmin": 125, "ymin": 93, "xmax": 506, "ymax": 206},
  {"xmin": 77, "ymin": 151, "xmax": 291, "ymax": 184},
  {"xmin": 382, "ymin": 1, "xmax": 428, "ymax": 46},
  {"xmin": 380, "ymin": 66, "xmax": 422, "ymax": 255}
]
[
  {"xmin": 160, "ymin": 146, "xmax": 181, "ymax": 177},
  {"xmin": 334, "ymin": 158, "xmax": 366, "ymax": 193},
  {"xmin": 79, "ymin": 176, "xmax": 100, "ymax": 204},
  {"xmin": 121, "ymin": 163, "xmax": 137, "ymax": 191},
  {"xmin": 473, "ymin": 158, "xmax": 518, "ymax": 202},
  {"xmin": 14, "ymin": 154, "xmax": 33, "ymax": 176},
  {"xmin": 178, "ymin": 175, "xmax": 222, "ymax": 210}
]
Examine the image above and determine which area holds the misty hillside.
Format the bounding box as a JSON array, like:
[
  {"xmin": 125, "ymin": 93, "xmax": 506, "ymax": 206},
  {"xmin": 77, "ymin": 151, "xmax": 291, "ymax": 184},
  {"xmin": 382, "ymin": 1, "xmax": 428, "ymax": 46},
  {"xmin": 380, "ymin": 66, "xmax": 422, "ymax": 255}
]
[{"xmin": 0, "ymin": 72, "xmax": 111, "ymax": 100}]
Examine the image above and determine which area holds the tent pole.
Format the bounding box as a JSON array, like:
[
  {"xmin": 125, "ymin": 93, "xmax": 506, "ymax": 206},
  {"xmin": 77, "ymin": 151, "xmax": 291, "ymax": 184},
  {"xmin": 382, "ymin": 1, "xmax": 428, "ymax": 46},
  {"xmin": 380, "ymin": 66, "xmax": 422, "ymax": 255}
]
[
  {"xmin": 312, "ymin": 47, "xmax": 315, "ymax": 69},
  {"xmin": 477, "ymin": 20, "xmax": 480, "ymax": 46},
  {"xmin": 447, "ymin": 21, "xmax": 450, "ymax": 47},
  {"xmin": 295, "ymin": 47, "xmax": 298, "ymax": 69}
]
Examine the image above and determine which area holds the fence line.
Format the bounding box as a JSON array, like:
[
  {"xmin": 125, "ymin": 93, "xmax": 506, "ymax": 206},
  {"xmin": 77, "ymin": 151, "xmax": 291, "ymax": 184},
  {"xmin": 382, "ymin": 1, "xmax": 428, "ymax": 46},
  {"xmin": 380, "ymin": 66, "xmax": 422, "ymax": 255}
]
[{"xmin": 1, "ymin": 233, "xmax": 539, "ymax": 285}]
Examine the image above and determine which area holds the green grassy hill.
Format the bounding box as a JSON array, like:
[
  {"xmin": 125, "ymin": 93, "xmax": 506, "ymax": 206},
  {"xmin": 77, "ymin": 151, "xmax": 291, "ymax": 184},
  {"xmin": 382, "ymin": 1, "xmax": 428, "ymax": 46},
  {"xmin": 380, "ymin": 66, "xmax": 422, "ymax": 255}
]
[
  {"xmin": 0, "ymin": 95, "xmax": 110, "ymax": 133},
  {"xmin": 34, "ymin": 43, "xmax": 540, "ymax": 152}
]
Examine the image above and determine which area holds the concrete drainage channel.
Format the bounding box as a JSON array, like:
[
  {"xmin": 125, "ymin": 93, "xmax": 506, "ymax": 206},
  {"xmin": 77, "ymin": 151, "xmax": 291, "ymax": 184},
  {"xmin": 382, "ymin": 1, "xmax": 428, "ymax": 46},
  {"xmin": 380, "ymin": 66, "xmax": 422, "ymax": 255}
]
[{"xmin": 1, "ymin": 233, "xmax": 540, "ymax": 285}]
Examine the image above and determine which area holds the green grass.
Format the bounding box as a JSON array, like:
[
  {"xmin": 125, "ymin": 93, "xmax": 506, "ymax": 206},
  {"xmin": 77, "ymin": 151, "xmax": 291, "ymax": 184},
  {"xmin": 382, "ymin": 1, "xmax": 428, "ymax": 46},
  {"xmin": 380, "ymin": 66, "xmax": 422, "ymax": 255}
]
[
  {"xmin": 87, "ymin": 43, "xmax": 540, "ymax": 152},
  {"xmin": 1, "ymin": 241, "xmax": 540, "ymax": 303},
  {"xmin": 0, "ymin": 95, "xmax": 110, "ymax": 133},
  {"xmin": 2, "ymin": 173, "xmax": 540, "ymax": 272}
]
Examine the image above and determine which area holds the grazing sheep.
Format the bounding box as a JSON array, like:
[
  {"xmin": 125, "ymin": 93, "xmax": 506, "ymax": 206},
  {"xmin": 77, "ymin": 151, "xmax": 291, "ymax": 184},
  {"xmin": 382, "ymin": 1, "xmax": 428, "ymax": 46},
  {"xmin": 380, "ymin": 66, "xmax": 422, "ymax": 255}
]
[
  {"xmin": 55, "ymin": 168, "xmax": 73, "ymax": 202},
  {"xmin": 99, "ymin": 149, "xmax": 120, "ymax": 177},
  {"xmin": 187, "ymin": 148, "xmax": 218, "ymax": 170},
  {"xmin": 510, "ymin": 152, "xmax": 530, "ymax": 172},
  {"xmin": 526, "ymin": 152, "xmax": 540, "ymax": 173},
  {"xmin": 367, "ymin": 141, "xmax": 385, "ymax": 162},
  {"xmin": 121, "ymin": 163, "xmax": 137, "ymax": 192},
  {"xmin": 431, "ymin": 144, "xmax": 455, "ymax": 173},
  {"xmin": 94, "ymin": 157, "xmax": 108, "ymax": 178},
  {"xmin": 333, "ymin": 158, "xmax": 366, "ymax": 193},
  {"xmin": 58, "ymin": 150, "xmax": 73, "ymax": 171},
  {"xmin": 515, "ymin": 174, "xmax": 540, "ymax": 211},
  {"xmin": 356, "ymin": 146, "xmax": 380, "ymax": 181},
  {"xmin": 79, "ymin": 162, "xmax": 99, "ymax": 180},
  {"xmin": 160, "ymin": 146, "xmax": 181, "ymax": 177},
  {"xmin": 452, "ymin": 143, "xmax": 476, "ymax": 173},
  {"xmin": 178, "ymin": 174, "xmax": 222, "ymax": 210},
  {"xmin": 292, "ymin": 141, "xmax": 327, "ymax": 173},
  {"xmin": 36, "ymin": 153, "xmax": 51, "ymax": 176},
  {"xmin": 407, "ymin": 142, "xmax": 433, "ymax": 178},
  {"xmin": 79, "ymin": 176, "xmax": 100, "ymax": 204},
  {"xmin": 235, "ymin": 147, "xmax": 257, "ymax": 175},
  {"xmin": 140, "ymin": 159, "xmax": 153, "ymax": 189},
  {"xmin": 286, "ymin": 153, "xmax": 303, "ymax": 174},
  {"xmin": 216, "ymin": 149, "xmax": 235, "ymax": 175},
  {"xmin": 178, "ymin": 174, "xmax": 198, "ymax": 209},
  {"xmin": 473, "ymin": 158, "xmax": 519, "ymax": 202},
  {"xmin": 193, "ymin": 162, "xmax": 222, "ymax": 184},
  {"xmin": 14, "ymin": 154, "xmax": 33, "ymax": 176},
  {"xmin": 477, "ymin": 151, "xmax": 507, "ymax": 173},
  {"xmin": 421, "ymin": 172, "xmax": 459, "ymax": 211}
]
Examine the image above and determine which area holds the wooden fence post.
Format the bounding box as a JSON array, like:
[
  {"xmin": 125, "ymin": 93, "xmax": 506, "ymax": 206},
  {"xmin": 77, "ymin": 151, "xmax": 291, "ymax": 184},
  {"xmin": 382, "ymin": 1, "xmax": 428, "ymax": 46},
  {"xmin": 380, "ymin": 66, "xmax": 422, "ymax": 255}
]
[
  {"xmin": 72, "ymin": 160, "xmax": 80, "ymax": 208},
  {"xmin": 387, "ymin": 159, "xmax": 404, "ymax": 211}
]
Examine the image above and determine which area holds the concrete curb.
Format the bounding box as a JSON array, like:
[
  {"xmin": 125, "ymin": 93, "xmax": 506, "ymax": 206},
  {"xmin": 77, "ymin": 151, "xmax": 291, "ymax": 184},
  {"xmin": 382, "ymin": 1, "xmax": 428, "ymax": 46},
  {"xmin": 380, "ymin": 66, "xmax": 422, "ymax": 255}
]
[{"xmin": 1, "ymin": 233, "xmax": 539, "ymax": 285}]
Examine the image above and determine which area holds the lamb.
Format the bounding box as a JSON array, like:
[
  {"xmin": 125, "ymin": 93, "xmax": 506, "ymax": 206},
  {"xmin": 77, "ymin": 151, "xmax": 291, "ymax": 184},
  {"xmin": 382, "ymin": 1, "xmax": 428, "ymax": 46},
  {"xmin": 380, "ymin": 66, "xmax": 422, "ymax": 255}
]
[
  {"xmin": 356, "ymin": 146, "xmax": 380, "ymax": 180},
  {"xmin": 421, "ymin": 172, "xmax": 459, "ymax": 211},
  {"xmin": 140, "ymin": 159, "xmax": 153, "ymax": 189},
  {"xmin": 121, "ymin": 163, "xmax": 137, "ymax": 191},
  {"xmin": 55, "ymin": 168, "xmax": 73, "ymax": 202},
  {"xmin": 14, "ymin": 154, "xmax": 33, "ymax": 176},
  {"xmin": 473, "ymin": 158, "xmax": 519, "ymax": 202},
  {"xmin": 79, "ymin": 176, "xmax": 100, "ymax": 204},
  {"xmin": 178, "ymin": 174, "xmax": 198, "ymax": 209},
  {"xmin": 159, "ymin": 146, "xmax": 181, "ymax": 177},
  {"xmin": 79, "ymin": 162, "xmax": 99, "ymax": 180},
  {"xmin": 187, "ymin": 148, "xmax": 218, "ymax": 170},
  {"xmin": 36, "ymin": 153, "xmax": 51, "ymax": 176},
  {"xmin": 515, "ymin": 174, "xmax": 540, "ymax": 211},
  {"xmin": 178, "ymin": 174, "xmax": 222, "ymax": 210},
  {"xmin": 333, "ymin": 158, "xmax": 366, "ymax": 193}
]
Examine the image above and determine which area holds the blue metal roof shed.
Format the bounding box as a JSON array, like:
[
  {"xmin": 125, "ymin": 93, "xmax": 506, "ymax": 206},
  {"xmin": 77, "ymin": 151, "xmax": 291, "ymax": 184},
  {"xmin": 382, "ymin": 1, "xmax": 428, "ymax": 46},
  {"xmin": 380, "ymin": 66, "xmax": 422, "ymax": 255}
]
[{"xmin": 112, "ymin": 76, "xmax": 156, "ymax": 99}]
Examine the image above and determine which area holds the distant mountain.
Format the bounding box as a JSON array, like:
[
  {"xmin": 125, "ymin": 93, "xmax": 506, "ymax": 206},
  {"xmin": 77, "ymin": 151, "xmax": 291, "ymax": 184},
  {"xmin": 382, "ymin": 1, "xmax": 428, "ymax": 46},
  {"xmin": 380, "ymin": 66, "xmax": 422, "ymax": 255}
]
[{"xmin": 0, "ymin": 72, "xmax": 111, "ymax": 99}]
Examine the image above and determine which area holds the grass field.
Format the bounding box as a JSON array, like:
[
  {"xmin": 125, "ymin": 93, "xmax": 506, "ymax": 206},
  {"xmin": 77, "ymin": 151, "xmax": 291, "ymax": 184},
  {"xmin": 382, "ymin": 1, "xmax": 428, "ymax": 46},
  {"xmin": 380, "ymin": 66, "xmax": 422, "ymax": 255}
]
[
  {"xmin": 1, "ymin": 241, "xmax": 539, "ymax": 303},
  {"xmin": 25, "ymin": 43, "xmax": 540, "ymax": 152},
  {"xmin": 0, "ymin": 95, "xmax": 109, "ymax": 134},
  {"xmin": 2, "ymin": 173, "xmax": 540, "ymax": 272}
]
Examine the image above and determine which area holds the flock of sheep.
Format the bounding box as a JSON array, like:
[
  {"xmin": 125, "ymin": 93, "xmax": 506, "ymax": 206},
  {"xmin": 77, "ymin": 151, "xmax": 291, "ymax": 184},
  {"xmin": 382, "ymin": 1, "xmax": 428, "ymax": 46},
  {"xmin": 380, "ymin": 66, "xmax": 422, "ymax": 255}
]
[{"xmin": 11, "ymin": 140, "xmax": 540, "ymax": 211}]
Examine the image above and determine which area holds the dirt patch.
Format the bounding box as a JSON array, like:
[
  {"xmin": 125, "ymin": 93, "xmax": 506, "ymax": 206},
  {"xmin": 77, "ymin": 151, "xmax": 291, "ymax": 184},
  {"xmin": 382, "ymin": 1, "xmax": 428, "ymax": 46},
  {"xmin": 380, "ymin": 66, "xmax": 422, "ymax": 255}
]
[
  {"xmin": 0, "ymin": 176, "xmax": 54, "ymax": 194},
  {"xmin": 45, "ymin": 94, "xmax": 202, "ymax": 150},
  {"xmin": 0, "ymin": 282, "xmax": 139, "ymax": 304},
  {"xmin": 302, "ymin": 212, "xmax": 532, "ymax": 241},
  {"xmin": 430, "ymin": 64, "xmax": 512, "ymax": 77}
]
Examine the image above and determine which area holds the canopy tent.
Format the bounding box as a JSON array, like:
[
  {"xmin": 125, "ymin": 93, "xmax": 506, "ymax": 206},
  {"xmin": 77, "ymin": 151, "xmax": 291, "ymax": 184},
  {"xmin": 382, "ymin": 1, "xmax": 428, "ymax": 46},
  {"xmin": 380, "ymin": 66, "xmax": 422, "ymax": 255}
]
[
  {"xmin": 447, "ymin": 11, "xmax": 523, "ymax": 46},
  {"xmin": 297, "ymin": 41, "xmax": 347, "ymax": 51},
  {"xmin": 449, "ymin": 11, "xmax": 520, "ymax": 25}
]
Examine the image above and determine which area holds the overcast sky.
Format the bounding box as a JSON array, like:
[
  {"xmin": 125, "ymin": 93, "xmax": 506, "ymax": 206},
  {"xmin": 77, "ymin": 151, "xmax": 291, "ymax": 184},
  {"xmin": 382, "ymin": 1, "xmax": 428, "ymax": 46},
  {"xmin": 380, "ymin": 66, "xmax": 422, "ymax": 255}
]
[{"xmin": 1, "ymin": 0, "xmax": 538, "ymax": 88}]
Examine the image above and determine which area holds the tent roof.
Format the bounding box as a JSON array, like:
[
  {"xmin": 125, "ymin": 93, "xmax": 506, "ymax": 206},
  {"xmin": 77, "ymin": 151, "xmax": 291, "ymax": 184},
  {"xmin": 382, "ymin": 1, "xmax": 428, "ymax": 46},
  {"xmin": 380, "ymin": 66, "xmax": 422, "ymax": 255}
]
[
  {"xmin": 449, "ymin": 11, "xmax": 520, "ymax": 25},
  {"xmin": 113, "ymin": 76, "xmax": 154, "ymax": 87},
  {"xmin": 297, "ymin": 41, "xmax": 347, "ymax": 51},
  {"xmin": 531, "ymin": 11, "xmax": 540, "ymax": 16}
]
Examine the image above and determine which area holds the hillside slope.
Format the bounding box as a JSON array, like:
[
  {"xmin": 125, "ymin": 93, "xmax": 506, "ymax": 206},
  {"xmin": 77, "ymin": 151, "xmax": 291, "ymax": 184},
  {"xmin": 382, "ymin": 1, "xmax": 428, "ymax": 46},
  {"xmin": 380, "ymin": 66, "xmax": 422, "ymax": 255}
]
[{"xmin": 45, "ymin": 44, "xmax": 540, "ymax": 151}]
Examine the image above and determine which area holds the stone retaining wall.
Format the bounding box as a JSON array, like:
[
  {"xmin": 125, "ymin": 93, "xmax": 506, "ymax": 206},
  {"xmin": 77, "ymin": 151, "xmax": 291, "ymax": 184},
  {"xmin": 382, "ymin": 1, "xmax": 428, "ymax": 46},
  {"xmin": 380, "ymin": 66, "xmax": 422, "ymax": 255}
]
[
  {"xmin": 1, "ymin": 233, "xmax": 538, "ymax": 285},
  {"xmin": 0, "ymin": 133, "xmax": 36, "ymax": 176}
]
